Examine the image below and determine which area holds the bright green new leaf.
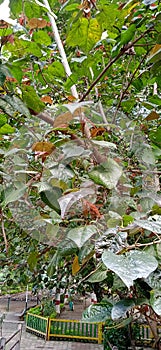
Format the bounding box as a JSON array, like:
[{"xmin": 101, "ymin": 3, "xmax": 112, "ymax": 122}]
[
  {"xmin": 66, "ymin": 18, "xmax": 102, "ymax": 53},
  {"xmin": 89, "ymin": 158, "xmax": 122, "ymax": 189},
  {"xmin": 0, "ymin": 123, "xmax": 15, "ymax": 134},
  {"xmin": 48, "ymin": 62, "xmax": 66, "ymax": 78},
  {"xmin": 120, "ymin": 24, "xmax": 136, "ymax": 46},
  {"xmin": 67, "ymin": 225, "xmax": 97, "ymax": 248},
  {"xmin": 102, "ymin": 250, "xmax": 158, "ymax": 289},
  {"xmin": 0, "ymin": 114, "xmax": 7, "ymax": 127},
  {"xmin": 33, "ymin": 30, "xmax": 51, "ymax": 46}
]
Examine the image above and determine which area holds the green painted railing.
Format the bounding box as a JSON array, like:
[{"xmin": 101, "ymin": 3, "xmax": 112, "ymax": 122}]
[
  {"xmin": 48, "ymin": 318, "xmax": 103, "ymax": 343},
  {"xmin": 26, "ymin": 313, "xmax": 103, "ymax": 343},
  {"xmin": 26, "ymin": 313, "xmax": 49, "ymax": 339}
]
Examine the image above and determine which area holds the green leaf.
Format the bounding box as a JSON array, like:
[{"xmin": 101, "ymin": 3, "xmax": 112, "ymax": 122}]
[
  {"xmin": 48, "ymin": 62, "xmax": 66, "ymax": 78},
  {"xmin": 102, "ymin": 250, "xmax": 158, "ymax": 289},
  {"xmin": 67, "ymin": 225, "xmax": 97, "ymax": 248},
  {"xmin": 89, "ymin": 158, "xmax": 122, "ymax": 189},
  {"xmin": 120, "ymin": 24, "xmax": 136, "ymax": 46},
  {"xmin": 87, "ymin": 264, "xmax": 107, "ymax": 282},
  {"xmin": 135, "ymin": 219, "xmax": 161, "ymax": 234},
  {"xmin": 33, "ymin": 30, "xmax": 51, "ymax": 46},
  {"xmin": 0, "ymin": 123, "xmax": 15, "ymax": 134},
  {"xmin": 9, "ymin": 0, "xmax": 22, "ymax": 17},
  {"xmin": 39, "ymin": 183, "xmax": 62, "ymax": 213},
  {"xmin": 5, "ymin": 95, "xmax": 31, "ymax": 117},
  {"xmin": 2, "ymin": 186, "xmax": 27, "ymax": 207},
  {"xmin": 111, "ymin": 299, "xmax": 135, "ymax": 320},
  {"xmin": 27, "ymin": 251, "xmax": 38, "ymax": 271},
  {"xmin": 82, "ymin": 301, "xmax": 112, "ymax": 322},
  {"xmin": 22, "ymin": 86, "xmax": 45, "ymax": 113},
  {"xmin": 0, "ymin": 114, "xmax": 7, "ymax": 127},
  {"xmin": 66, "ymin": 18, "xmax": 102, "ymax": 53},
  {"xmin": 150, "ymin": 126, "xmax": 161, "ymax": 147},
  {"xmin": 0, "ymin": 64, "xmax": 11, "ymax": 85},
  {"xmin": 8, "ymin": 64, "xmax": 23, "ymax": 83},
  {"xmin": 150, "ymin": 290, "xmax": 161, "ymax": 316}
]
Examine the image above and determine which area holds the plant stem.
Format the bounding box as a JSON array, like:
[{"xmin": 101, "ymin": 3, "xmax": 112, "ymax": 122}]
[
  {"xmin": 42, "ymin": 0, "xmax": 79, "ymax": 99},
  {"xmin": 80, "ymin": 29, "xmax": 152, "ymax": 102}
]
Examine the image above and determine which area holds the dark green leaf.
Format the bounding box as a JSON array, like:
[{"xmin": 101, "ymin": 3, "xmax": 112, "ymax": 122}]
[
  {"xmin": 111, "ymin": 299, "xmax": 135, "ymax": 320},
  {"xmin": 82, "ymin": 301, "xmax": 112, "ymax": 322},
  {"xmin": 89, "ymin": 159, "xmax": 122, "ymax": 189}
]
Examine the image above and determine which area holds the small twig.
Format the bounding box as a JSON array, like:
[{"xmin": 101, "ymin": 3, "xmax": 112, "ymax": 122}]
[
  {"xmin": 113, "ymin": 49, "xmax": 151, "ymax": 121},
  {"xmin": 80, "ymin": 28, "xmax": 152, "ymax": 102},
  {"xmin": 1, "ymin": 211, "xmax": 8, "ymax": 255}
]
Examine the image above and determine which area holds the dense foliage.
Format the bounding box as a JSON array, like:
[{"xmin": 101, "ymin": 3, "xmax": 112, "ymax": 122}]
[{"xmin": 0, "ymin": 0, "xmax": 161, "ymax": 347}]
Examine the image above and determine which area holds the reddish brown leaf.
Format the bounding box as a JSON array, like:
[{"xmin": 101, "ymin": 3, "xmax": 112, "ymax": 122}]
[
  {"xmin": 28, "ymin": 18, "xmax": 48, "ymax": 29},
  {"xmin": 41, "ymin": 96, "xmax": 53, "ymax": 105}
]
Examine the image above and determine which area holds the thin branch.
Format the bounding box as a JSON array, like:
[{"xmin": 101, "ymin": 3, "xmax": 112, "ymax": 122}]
[
  {"xmin": 1, "ymin": 211, "xmax": 8, "ymax": 255},
  {"xmin": 42, "ymin": 0, "xmax": 78, "ymax": 99},
  {"xmin": 113, "ymin": 49, "xmax": 151, "ymax": 120},
  {"xmin": 89, "ymin": 67, "xmax": 108, "ymax": 124},
  {"xmin": 80, "ymin": 28, "xmax": 152, "ymax": 102}
]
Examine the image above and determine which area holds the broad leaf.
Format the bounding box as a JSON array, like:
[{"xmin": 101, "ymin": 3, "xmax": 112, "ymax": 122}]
[
  {"xmin": 22, "ymin": 86, "xmax": 45, "ymax": 113},
  {"xmin": 82, "ymin": 302, "xmax": 112, "ymax": 322},
  {"xmin": 111, "ymin": 299, "xmax": 135, "ymax": 320},
  {"xmin": 2, "ymin": 186, "xmax": 27, "ymax": 207},
  {"xmin": 39, "ymin": 183, "xmax": 62, "ymax": 213},
  {"xmin": 150, "ymin": 290, "xmax": 161, "ymax": 316},
  {"xmin": 0, "ymin": 124, "xmax": 15, "ymax": 134},
  {"xmin": 102, "ymin": 250, "xmax": 158, "ymax": 289},
  {"xmin": 66, "ymin": 18, "xmax": 101, "ymax": 53},
  {"xmin": 135, "ymin": 219, "xmax": 161, "ymax": 234},
  {"xmin": 89, "ymin": 159, "xmax": 122, "ymax": 189},
  {"xmin": 58, "ymin": 187, "xmax": 95, "ymax": 219},
  {"xmin": 67, "ymin": 225, "xmax": 97, "ymax": 248},
  {"xmin": 87, "ymin": 264, "xmax": 107, "ymax": 282}
]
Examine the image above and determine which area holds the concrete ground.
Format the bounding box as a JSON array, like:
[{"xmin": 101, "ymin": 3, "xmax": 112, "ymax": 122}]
[{"xmin": 0, "ymin": 295, "xmax": 103, "ymax": 350}]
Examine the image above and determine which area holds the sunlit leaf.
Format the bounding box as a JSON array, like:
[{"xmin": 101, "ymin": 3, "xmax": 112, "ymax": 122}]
[
  {"xmin": 0, "ymin": 114, "xmax": 7, "ymax": 127},
  {"xmin": 66, "ymin": 18, "xmax": 101, "ymax": 53},
  {"xmin": 0, "ymin": 124, "xmax": 15, "ymax": 134},
  {"xmin": 82, "ymin": 302, "xmax": 112, "ymax": 322},
  {"xmin": 67, "ymin": 225, "xmax": 97, "ymax": 248},
  {"xmin": 2, "ymin": 186, "xmax": 27, "ymax": 207},
  {"xmin": 111, "ymin": 299, "xmax": 135, "ymax": 320},
  {"xmin": 102, "ymin": 250, "xmax": 158, "ymax": 289},
  {"xmin": 58, "ymin": 187, "xmax": 95, "ymax": 218},
  {"xmin": 89, "ymin": 159, "xmax": 122, "ymax": 189},
  {"xmin": 135, "ymin": 219, "xmax": 161, "ymax": 234},
  {"xmin": 150, "ymin": 290, "xmax": 161, "ymax": 315},
  {"xmin": 33, "ymin": 30, "xmax": 51, "ymax": 46}
]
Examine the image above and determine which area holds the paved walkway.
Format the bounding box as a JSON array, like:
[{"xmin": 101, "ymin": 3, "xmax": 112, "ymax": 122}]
[
  {"xmin": 1, "ymin": 319, "xmax": 103, "ymax": 350},
  {"xmin": 1, "ymin": 302, "xmax": 104, "ymax": 350}
]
